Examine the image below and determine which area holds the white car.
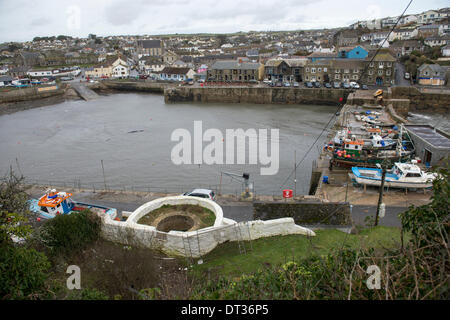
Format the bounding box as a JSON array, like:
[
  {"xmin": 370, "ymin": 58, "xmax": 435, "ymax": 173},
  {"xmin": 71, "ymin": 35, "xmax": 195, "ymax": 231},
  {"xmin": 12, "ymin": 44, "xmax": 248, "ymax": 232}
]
[
  {"xmin": 350, "ymin": 82, "xmax": 360, "ymax": 89},
  {"xmin": 182, "ymin": 189, "xmax": 216, "ymax": 201}
]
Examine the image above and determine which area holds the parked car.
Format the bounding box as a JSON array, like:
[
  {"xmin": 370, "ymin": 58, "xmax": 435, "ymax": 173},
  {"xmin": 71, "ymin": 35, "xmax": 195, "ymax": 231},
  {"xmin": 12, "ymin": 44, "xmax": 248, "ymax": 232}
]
[
  {"xmin": 139, "ymin": 75, "xmax": 149, "ymax": 80},
  {"xmin": 314, "ymin": 82, "xmax": 321, "ymax": 88},
  {"xmin": 305, "ymin": 82, "xmax": 313, "ymax": 88},
  {"xmin": 283, "ymin": 82, "xmax": 291, "ymax": 87},
  {"xmin": 182, "ymin": 189, "xmax": 216, "ymax": 201},
  {"xmin": 276, "ymin": 82, "xmax": 282, "ymax": 87},
  {"xmin": 333, "ymin": 82, "xmax": 341, "ymax": 89},
  {"xmin": 324, "ymin": 82, "xmax": 332, "ymax": 89},
  {"xmin": 361, "ymin": 84, "xmax": 369, "ymax": 90},
  {"xmin": 263, "ymin": 79, "xmax": 272, "ymax": 85},
  {"xmin": 350, "ymin": 82, "xmax": 360, "ymax": 89},
  {"xmin": 404, "ymin": 72, "xmax": 410, "ymax": 80},
  {"xmin": 293, "ymin": 82, "xmax": 300, "ymax": 87},
  {"xmin": 342, "ymin": 83, "xmax": 351, "ymax": 89}
]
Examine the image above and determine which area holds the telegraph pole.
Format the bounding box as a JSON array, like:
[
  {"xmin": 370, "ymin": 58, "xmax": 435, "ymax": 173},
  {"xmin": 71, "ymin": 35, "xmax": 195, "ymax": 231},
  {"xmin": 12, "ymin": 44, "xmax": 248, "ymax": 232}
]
[
  {"xmin": 101, "ymin": 160, "xmax": 107, "ymax": 191},
  {"xmin": 294, "ymin": 150, "xmax": 297, "ymax": 197},
  {"xmin": 375, "ymin": 158, "xmax": 390, "ymax": 226}
]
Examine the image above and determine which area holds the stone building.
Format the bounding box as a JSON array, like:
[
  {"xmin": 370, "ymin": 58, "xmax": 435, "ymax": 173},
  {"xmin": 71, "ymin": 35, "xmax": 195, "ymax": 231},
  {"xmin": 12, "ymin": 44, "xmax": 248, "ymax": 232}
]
[
  {"xmin": 328, "ymin": 59, "xmax": 365, "ymax": 83},
  {"xmin": 207, "ymin": 60, "xmax": 262, "ymax": 82},
  {"xmin": 137, "ymin": 40, "xmax": 164, "ymax": 58},
  {"xmin": 303, "ymin": 60, "xmax": 331, "ymax": 83},
  {"xmin": 361, "ymin": 51, "xmax": 396, "ymax": 86},
  {"xmin": 417, "ymin": 64, "xmax": 446, "ymax": 86}
]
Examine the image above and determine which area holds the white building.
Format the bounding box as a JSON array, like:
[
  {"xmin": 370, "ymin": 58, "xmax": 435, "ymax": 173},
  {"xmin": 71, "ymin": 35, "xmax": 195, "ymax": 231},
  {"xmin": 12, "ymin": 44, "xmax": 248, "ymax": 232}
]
[
  {"xmin": 442, "ymin": 44, "xmax": 450, "ymax": 56},
  {"xmin": 27, "ymin": 69, "xmax": 53, "ymax": 77}
]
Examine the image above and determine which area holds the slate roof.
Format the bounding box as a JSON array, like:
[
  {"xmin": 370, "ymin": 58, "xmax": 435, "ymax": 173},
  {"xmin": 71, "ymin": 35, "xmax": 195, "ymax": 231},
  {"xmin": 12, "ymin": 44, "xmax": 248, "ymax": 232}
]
[
  {"xmin": 138, "ymin": 40, "xmax": 162, "ymax": 49},
  {"xmin": 160, "ymin": 67, "xmax": 192, "ymax": 75},
  {"xmin": 210, "ymin": 60, "xmax": 260, "ymax": 70}
]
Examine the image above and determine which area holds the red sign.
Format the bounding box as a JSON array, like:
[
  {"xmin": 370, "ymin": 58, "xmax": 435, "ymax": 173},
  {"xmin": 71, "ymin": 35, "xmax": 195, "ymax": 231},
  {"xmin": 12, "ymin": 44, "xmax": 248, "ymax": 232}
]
[{"xmin": 283, "ymin": 189, "xmax": 293, "ymax": 199}]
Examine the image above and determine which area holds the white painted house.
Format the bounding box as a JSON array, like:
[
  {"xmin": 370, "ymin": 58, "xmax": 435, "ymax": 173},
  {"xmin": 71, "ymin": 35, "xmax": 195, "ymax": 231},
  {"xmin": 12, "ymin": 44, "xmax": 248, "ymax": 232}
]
[{"xmin": 443, "ymin": 44, "xmax": 450, "ymax": 57}]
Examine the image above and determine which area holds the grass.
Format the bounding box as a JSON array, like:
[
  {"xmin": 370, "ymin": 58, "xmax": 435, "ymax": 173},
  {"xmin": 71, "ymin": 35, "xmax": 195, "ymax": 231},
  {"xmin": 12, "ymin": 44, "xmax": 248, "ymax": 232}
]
[
  {"xmin": 137, "ymin": 204, "xmax": 216, "ymax": 230},
  {"xmin": 192, "ymin": 226, "xmax": 406, "ymax": 277}
]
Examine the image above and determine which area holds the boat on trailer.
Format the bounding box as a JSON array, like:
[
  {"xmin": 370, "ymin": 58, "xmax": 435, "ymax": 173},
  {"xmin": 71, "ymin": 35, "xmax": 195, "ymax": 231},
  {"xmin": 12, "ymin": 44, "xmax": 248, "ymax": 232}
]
[
  {"xmin": 350, "ymin": 162, "xmax": 437, "ymax": 189},
  {"xmin": 29, "ymin": 189, "xmax": 117, "ymax": 219}
]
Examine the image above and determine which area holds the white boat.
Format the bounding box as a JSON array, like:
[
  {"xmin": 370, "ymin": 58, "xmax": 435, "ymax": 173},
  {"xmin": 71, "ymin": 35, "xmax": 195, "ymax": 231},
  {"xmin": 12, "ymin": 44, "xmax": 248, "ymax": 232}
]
[{"xmin": 350, "ymin": 162, "xmax": 437, "ymax": 189}]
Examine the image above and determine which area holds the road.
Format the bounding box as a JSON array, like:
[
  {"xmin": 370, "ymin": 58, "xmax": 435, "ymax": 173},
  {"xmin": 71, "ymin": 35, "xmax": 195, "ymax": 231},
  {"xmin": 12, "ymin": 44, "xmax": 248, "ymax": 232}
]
[
  {"xmin": 65, "ymin": 196, "xmax": 404, "ymax": 227},
  {"xmin": 394, "ymin": 62, "xmax": 411, "ymax": 87}
]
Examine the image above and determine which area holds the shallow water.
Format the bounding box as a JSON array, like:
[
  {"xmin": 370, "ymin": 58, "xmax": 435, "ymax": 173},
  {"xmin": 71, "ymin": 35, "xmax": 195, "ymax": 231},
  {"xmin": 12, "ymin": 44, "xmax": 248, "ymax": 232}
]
[{"xmin": 0, "ymin": 93, "xmax": 340, "ymax": 195}]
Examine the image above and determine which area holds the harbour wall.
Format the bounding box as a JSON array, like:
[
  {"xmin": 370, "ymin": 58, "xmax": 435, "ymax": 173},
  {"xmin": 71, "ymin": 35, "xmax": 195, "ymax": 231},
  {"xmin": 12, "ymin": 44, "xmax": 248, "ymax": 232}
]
[
  {"xmin": 389, "ymin": 86, "xmax": 450, "ymax": 114},
  {"xmin": 0, "ymin": 84, "xmax": 67, "ymax": 105},
  {"xmin": 94, "ymin": 80, "xmax": 171, "ymax": 94},
  {"xmin": 164, "ymin": 87, "xmax": 351, "ymax": 106}
]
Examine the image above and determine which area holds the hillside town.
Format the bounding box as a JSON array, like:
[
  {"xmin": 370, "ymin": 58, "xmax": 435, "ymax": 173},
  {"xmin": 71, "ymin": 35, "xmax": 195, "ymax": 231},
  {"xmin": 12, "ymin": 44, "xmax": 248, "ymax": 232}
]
[
  {"xmin": 1, "ymin": 0, "xmax": 450, "ymax": 305},
  {"xmin": 0, "ymin": 7, "xmax": 449, "ymax": 89}
]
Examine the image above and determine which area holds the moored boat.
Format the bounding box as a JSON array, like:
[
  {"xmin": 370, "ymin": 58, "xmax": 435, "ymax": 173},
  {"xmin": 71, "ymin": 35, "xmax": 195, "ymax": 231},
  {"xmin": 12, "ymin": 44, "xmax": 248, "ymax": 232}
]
[
  {"xmin": 350, "ymin": 162, "xmax": 437, "ymax": 189},
  {"xmin": 29, "ymin": 189, "xmax": 117, "ymax": 219}
]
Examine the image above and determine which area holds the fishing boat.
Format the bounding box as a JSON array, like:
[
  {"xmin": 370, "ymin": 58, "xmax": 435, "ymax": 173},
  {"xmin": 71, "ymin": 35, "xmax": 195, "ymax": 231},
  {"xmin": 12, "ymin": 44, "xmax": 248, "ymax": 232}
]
[
  {"xmin": 29, "ymin": 189, "xmax": 117, "ymax": 219},
  {"xmin": 350, "ymin": 162, "xmax": 437, "ymax": 189}
]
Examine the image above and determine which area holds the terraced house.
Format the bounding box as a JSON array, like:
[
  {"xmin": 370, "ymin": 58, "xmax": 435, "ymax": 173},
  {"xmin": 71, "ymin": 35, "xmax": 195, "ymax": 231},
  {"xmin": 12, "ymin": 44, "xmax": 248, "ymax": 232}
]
[
  {"xmin": 303, "ymin": 60, "xmax": 331, "ymax": 83},
  {"xmin": 329, "ymin": 59, "xmax": 365, "ymax": 83},
  {"xmin": 264, "ymin": 58, "xmax": 307, "ymax": 82},
  {"xmin": 207, "ymin": 60, "xmax": 263, "ymax": 82}
]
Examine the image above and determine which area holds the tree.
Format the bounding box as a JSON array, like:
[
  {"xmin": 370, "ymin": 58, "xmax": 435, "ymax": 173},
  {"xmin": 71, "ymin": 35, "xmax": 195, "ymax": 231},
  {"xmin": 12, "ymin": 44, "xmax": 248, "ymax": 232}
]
[{"xmin": 0, "ymin": 169, "xmax": 32, "ymax": 245}]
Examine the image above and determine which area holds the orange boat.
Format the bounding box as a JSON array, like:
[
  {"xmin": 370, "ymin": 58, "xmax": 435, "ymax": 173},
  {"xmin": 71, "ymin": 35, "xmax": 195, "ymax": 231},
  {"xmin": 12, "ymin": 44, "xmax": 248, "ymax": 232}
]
[{"xmin": 30, "ymin": 189, "xmax": 117, "ymax": 219}]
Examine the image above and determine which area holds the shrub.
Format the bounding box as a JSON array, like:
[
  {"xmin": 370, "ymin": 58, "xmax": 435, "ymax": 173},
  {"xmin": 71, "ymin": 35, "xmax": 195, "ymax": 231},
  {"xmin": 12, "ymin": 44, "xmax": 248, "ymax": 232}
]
[
  {"xmin": 0, "ymin": 246, "xmax": 51, "ymax": 299},
  {"xmin": 39, "ymin": 210, "xmax": 101, "ymax": 257}
]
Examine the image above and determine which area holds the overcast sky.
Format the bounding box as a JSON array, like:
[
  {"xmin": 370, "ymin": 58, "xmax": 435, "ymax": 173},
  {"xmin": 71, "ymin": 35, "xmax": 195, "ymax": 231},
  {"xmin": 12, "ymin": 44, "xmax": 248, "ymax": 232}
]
[{"xmin": 0, "ymin": 0, "xmax": 447, "ymax": 43}]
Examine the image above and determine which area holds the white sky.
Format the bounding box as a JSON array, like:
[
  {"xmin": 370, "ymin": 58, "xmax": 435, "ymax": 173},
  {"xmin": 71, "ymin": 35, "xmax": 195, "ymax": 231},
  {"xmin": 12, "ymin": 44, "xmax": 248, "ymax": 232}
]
[{"xmin": 0, "ymin": 0, "xmax": 447, "ymax": 42}]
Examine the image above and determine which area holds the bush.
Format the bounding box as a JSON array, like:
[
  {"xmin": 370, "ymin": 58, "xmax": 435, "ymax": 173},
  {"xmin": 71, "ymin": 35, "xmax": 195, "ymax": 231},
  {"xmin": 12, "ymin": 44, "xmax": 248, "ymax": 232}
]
[
  {"xmin": 39, "ymin": 210, "xmax": 101, "ymax": 257},
  {"xmin": 67, "ymin": 288, "xmax": 109, "ymax": 300},
  {"xmin": 0, "ymin": 246, "xmax": 50, "ymax": 299}
]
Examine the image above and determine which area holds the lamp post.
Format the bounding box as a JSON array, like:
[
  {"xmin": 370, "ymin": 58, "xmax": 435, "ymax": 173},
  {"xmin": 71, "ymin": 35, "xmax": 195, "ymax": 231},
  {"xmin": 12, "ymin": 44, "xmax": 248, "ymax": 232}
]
[{"xmin": 375, "ymin": 158, "xmax": 390, "ymax": 227}]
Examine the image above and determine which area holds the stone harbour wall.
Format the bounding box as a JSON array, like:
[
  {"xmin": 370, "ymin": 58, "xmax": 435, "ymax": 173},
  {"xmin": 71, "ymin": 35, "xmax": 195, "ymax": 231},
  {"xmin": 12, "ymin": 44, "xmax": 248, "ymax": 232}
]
[{"xmin": 164, "ymin": 87, "xmax": 351, "ymax": 106}]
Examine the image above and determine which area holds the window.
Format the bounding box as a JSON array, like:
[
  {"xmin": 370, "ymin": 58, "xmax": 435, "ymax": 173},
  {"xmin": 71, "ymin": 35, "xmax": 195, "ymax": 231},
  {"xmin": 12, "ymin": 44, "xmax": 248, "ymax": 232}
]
[
  {"xmin": 324, "ymin": 68, "xmax": 327, "ymax": 72},
  {"xmin": 311, "ymin": 68, "xmax": 316, "ymax": 73},
  {"xmin": 335, "ymin": 74, "xmax": 341, "ymax": 79},
  {"xmin": 386, "ymin": 70, "xmax": 391, "ymax": 76},
  {"xmin": 335, "ymin": 69, "xmax": 341, "ymax": 73},
  {"xmin": 344, "ymin": 69, "xmax": 350, "ymax": 73},
  {"xmin": 306, "ymin": 68, "xmax": 309, "ymax": 72},
  {"xmin": 353, "ymin": 75, "xmax": 358, "ymax": 80},
  {"xmin": 370, "ymin": 62, "xmax": 374, "ymax": 67},
  {"xmin": 318, "ymin": 68, "xmax": 322, "ymax": 72},
  {"xmin": 378, "ymin": 70, "xmax": 383, "ymax": 75}
]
